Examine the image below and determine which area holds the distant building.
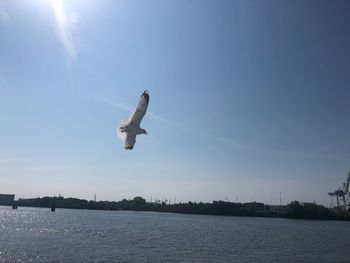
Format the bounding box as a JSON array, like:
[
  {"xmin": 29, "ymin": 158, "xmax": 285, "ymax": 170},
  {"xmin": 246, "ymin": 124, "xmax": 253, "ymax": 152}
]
[
  {"xmin": 268, "ymin": 205, "xmax": 288, "ymax": 214},
  {"xmin": 0, "ymin": 194, "xmax": 15, "ymax": 205},
  {"xmin": 243, "ymin": 202, "xmax": 265, "ymax": 211}
]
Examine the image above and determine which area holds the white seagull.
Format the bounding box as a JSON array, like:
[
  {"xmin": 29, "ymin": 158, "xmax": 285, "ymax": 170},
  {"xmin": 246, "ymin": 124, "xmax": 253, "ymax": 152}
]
[{"xmin": 117, "ymin": 91, "xmax": 150, "ymax": 150}]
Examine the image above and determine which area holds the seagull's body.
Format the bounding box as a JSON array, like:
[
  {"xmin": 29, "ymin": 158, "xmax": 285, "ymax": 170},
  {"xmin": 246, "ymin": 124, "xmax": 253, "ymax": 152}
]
[{"xmin": 117, "ymin": 91, "xmax": 149, "ymax": 150}]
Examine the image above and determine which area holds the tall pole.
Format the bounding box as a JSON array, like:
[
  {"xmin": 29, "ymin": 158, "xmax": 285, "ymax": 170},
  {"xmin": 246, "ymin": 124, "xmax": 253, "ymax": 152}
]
[
  {"xmin": 279, "ymin": 192, "xmax": 282, "ymax": 206},
  {"xmin": 330, "ymin": 195, "xmax": 333, "ymax": 208},
  {"xmin": 336, "ymin": 194, "xmax": 340, "ymax": 207}
]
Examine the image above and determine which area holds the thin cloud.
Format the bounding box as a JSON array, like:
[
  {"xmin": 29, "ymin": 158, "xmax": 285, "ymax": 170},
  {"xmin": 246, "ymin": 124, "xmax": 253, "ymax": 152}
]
[
  {"xmin": 50, "ymin": 0, "xmax": 78, "ymax": 58},
  {"xmin": 94, "ymin": 96, "xmax": 133, "ymax": 113},
  {"xmin": 147, "ymin": 111, "xmax": 244, "ymax": 148},
  {"xmin": 0, "ymin": 75, "xmax": 4, "ymax": 82},
  {"xmin": 0, "ymin": 10, "xmax": 9, "ymax": 24}
]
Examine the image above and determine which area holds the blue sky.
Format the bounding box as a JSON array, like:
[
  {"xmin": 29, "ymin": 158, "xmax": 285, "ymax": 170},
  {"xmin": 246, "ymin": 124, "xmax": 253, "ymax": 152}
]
[{"xmin": 0, "ymin": 0, "xmax": 349, "ymax": 205}]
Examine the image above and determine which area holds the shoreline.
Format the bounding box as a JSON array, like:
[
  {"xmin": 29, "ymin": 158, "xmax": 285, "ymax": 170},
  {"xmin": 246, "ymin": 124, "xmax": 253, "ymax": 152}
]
[{"xmin": 5, "ymin": 196, "xmax": 350, "ymax": 221}]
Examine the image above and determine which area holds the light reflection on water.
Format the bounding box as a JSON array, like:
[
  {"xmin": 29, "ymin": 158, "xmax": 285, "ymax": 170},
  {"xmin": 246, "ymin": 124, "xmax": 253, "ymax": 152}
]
[{"xmin": 0, "ymin": 206, "xmax": 349, "ymax": 262}]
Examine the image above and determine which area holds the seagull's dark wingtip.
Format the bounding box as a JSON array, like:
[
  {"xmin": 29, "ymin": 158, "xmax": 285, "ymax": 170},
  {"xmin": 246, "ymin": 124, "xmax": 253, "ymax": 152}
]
[
  {"xmin": 142, "ymin": 90, "xmax": 149, "ymax": 104},
  {"xmin": 124, "ymin": 146, "xmax": 134, "ymax": 150}
]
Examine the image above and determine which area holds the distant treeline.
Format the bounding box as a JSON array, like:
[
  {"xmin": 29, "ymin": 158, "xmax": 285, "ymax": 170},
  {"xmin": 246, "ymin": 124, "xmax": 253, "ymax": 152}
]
[{"xmin": 12, "ymin": 196, "xmax": 350, "ymax": 220}]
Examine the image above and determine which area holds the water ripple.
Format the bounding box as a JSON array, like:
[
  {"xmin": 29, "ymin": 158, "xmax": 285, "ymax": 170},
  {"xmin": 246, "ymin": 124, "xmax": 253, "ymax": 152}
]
[{"xmin": 0, "ymin": 206, "xmax": 350, "ymax": 262}]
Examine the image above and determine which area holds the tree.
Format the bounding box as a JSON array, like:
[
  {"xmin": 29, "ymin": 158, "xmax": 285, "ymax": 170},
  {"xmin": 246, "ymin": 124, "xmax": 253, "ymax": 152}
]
[{"xmin": 132, "ymin": 196, "xmax": 146, "ymax": 210}]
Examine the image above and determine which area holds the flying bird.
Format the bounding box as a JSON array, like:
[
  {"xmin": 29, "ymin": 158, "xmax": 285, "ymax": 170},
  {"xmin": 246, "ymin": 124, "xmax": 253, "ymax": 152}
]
[{"xmin": 117, "ymin": 91, "xmax": 150, "ymax": 150}]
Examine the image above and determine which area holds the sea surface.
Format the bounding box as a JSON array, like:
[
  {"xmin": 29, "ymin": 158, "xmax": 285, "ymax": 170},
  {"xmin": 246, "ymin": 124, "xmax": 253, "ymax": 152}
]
[{"xmin": 0, "ymin": 206, "xmax": 349, "ymax": 262}]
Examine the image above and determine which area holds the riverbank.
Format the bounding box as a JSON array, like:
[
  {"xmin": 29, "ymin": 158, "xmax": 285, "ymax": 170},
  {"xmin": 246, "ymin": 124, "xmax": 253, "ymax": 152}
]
[{"xmin": 9, "ymin": 196, "xmax": 350, "ymax": 221}]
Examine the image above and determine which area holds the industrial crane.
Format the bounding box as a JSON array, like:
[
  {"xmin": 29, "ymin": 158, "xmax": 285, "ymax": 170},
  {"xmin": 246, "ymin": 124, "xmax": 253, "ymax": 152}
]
[
  {"xmin": 345, "ymin": 172, "xmax": 350, "ymax": 206},
  {"xmin": 328, "ymin": 172, "xmax": 350, "ymax": 210}
]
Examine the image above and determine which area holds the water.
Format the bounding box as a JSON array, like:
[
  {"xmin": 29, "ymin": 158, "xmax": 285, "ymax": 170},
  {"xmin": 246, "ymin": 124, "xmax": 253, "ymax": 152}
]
[{"xmin": 0, "ymin": 206, "xmax": 349, "ymax": 262}]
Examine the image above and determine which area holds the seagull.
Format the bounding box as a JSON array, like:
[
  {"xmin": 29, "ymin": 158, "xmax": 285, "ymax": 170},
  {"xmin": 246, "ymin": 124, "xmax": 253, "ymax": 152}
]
[{"xmin": 117, "ymin": 91, "xmax": 149, "ymax": 150}]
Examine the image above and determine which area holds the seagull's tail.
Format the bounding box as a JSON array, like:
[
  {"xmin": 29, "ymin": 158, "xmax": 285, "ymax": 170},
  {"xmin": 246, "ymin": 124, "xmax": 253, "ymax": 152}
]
[{"xmin": 117, "ymin": 119, "xmax": 128, "ymax": 140}]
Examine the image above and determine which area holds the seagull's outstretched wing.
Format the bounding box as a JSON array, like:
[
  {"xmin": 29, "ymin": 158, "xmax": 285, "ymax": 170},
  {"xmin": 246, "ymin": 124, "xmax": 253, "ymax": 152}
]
[
  {"xmin": 124, "ymin": 132, "xmax": 136, "ymax": 150},
  {"xmin": 129, "ymin": 90, "xmax": 149, "ymax": 126},
  {"xmin": 117, "ymin": 90, "xmax": 150, "ymax": 150}
]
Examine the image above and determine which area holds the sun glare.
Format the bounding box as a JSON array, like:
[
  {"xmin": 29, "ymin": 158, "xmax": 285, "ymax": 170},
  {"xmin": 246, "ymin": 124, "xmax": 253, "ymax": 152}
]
[
  {"xmin": 43, "ymin": 0, "xmax": 77, "ymax": 57},
  {"xmin": 49, "ymin": 0, "xmax": 65, "ymax": 26}
]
